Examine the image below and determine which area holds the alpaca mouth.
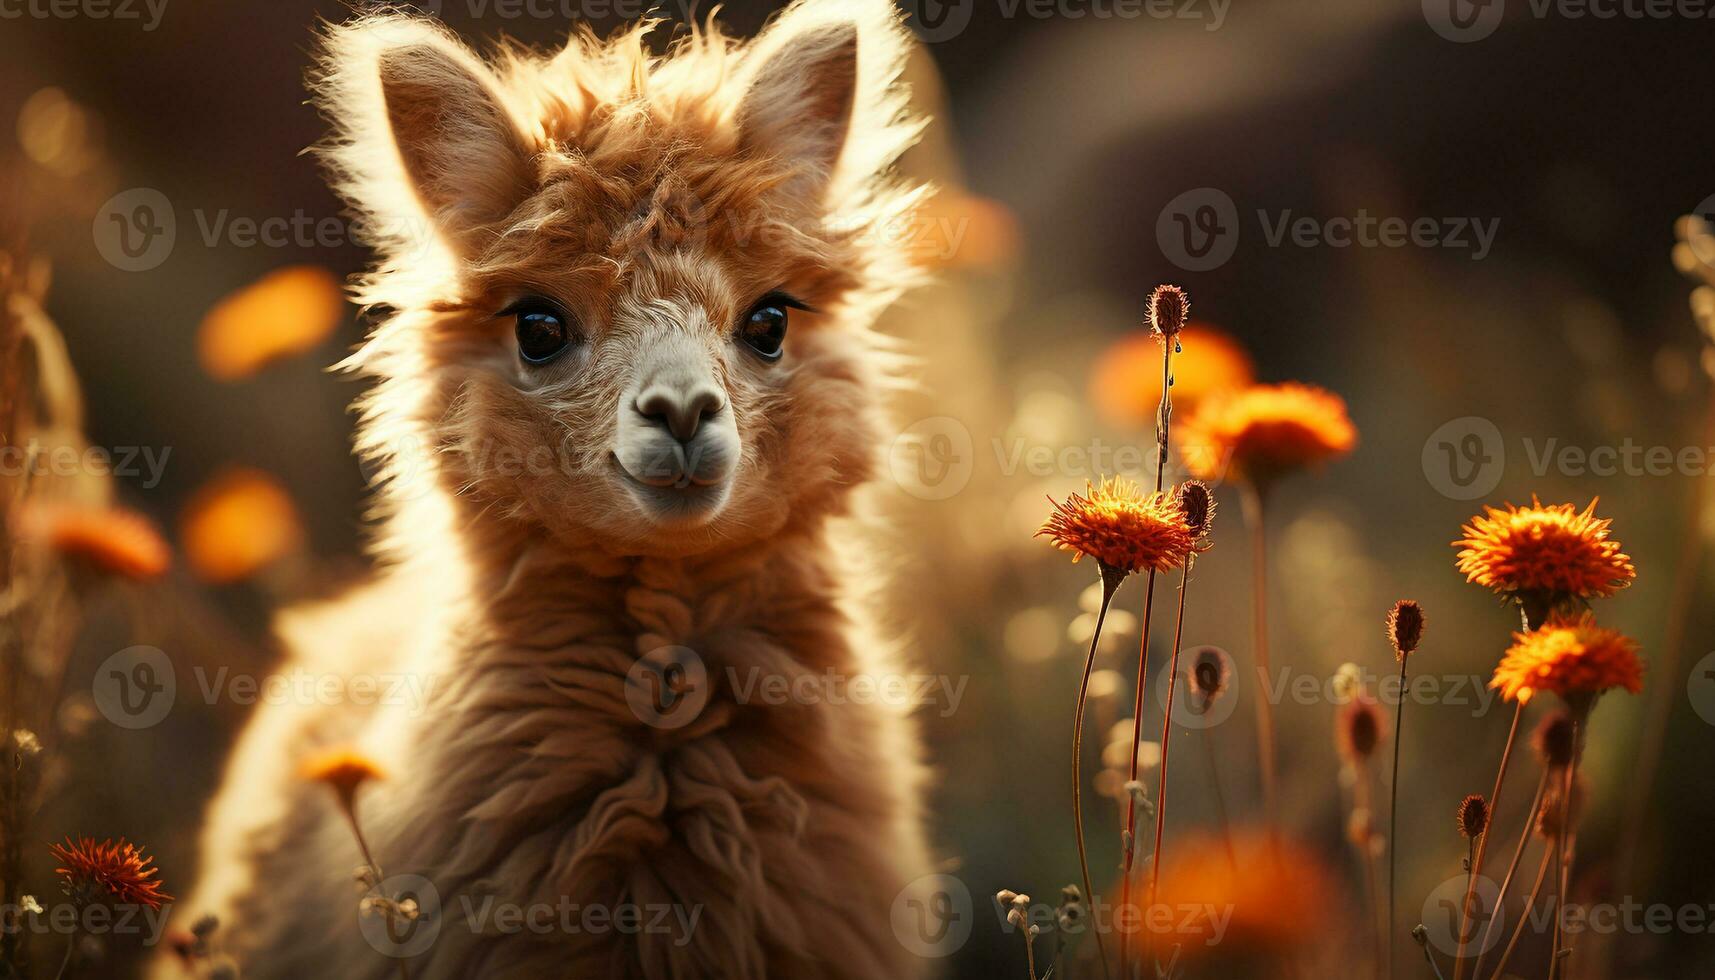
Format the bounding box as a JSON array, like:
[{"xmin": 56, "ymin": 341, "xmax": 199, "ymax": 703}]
[{"xmin": 612, "ymin": 455, "xmax": 732, "ymax": 524}]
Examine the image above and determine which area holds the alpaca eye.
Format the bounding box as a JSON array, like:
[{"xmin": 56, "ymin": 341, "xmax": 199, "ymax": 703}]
[
  {"xmin": 511, "ymin": 303, "xmax": 572, "ymax": 364},
  {"xmin": 739, "ymin": 292, "xmax": 806, "ymax": 362}
]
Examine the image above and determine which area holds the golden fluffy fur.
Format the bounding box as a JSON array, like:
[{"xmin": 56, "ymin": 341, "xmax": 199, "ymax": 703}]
[{"xmin": 167, "ymin": 3, "xmax": 934, "ymax": 976}]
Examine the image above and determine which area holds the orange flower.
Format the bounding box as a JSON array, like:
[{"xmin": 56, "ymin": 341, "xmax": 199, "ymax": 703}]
[
  {"xmin": 49, "ymin": 836, "xmax": 172, "ymax": 909},
  {"xmin": 1178, "ymin": 382, "xmax": 1356, "ymax": 486},
  {"xmin": 1037, "ymin": 478, "xmax": 1196, "ymax": 575},
  {"xmin": 1454, "ymin": 497, "xmax": 1635, "ymax": 600},
  {"xmin": 179, "ymin": 468, "xmax": 303, "ymax": 583},
  {"xmin": 301, "ymin": 747, "xmax": 385, "ymax": 811},
  {"xmin": 1089, "ymin": 324, "xmax": 1254, "ymax": 429},
  {"xmin": 1490, "ymin": 612, "xmax": 1643, "ymax": 705},
  {"xmin": 1148, "ymin": 831, "xmax": 1336, "ymax": 961},
  {"xmin": 13, "ymin": 500, "xmax": 169, "ymax": 580},
  {"xmin": 198, "ymin": 266, "xmax": 346, "ymax": 381}
]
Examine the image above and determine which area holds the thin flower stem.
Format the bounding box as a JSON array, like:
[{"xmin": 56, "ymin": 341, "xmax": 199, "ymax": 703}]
[
  {"xmin": 1420, "ymin": 940, "xmax": 1449, "ymax": 980},
  {"xmin": 1470, "ymin": 770, "xmax": 1547, "ymax": 980},
  {"xmin": 1074, "ymin": 568, "xmax": 1124, "ymax": 980},
  {"xmin": 1385, "ymin": 650, "xmax": 1409, "ymax": 980},
  {"xmin": 1202, "ymin": 731, "xmax": 1237, "ymax": 869},
  {"xmin": 1548, "ymin": 717, "xmax": 1586, "ymax": 980},
  {"xmin": 1487, "ymin": 845, "xmax": 1553, "ymax": 980},
  {"xmin": 1351, "ymin": 757, "xmax": 1384, "ymax": 978},
  {"xmin": 1452, "ymin": 702, "xmax": 1523, "ymax": 980},
  {"xmin": 1118, "ymin": 332, "xmax": 1176, "ymax": 980},
  {"xmin": 1239, "ymin": 483, "xmax": 1278, "ymax": 839},
  {"xmin": 52, "ymin": 933, "xmax": 73, "ymax": 980},
  {"xmin": 1144, "ymin": 559, "xmax": 1194, "ymax": 973},
  {"xmin": 341, "ymin": 802, "xmax": 411, "ymax": 980},
  {"xmin": 1117, "ymin": 571, "xmax": 1156, "ymax": 979}
]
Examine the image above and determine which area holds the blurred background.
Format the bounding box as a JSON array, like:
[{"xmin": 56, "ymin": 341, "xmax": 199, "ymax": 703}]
[{"xmin": 2, "ymin": 0, "xmax": 1714, "ymax": 976}]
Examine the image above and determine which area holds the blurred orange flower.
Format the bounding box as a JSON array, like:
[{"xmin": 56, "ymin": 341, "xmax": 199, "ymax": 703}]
[
  {"xmin": 1491, "ymin": 612, "xmax": 1643, "ymax": 705},
  {"xmin": 300, "ymin": 746, "xmax": 384, "ymax": 812},
  {"xmin": 49, "ymin": 836, "xmax": 172, "ymax": 909},
  {"xmin": 179, "ymin": 468, "xmax": 302, "ymax": 583},
  {"xmin": 1454, "ymin": 497, "xmax": 1635, "ymax": 601},
  {"xmin": 1149, "ymin": 831, "xmax": 1336, "ymax": 961},
  {"xmin": 1037, "ymin": 478, "xmax": 1195, "ymax": 575},
  {"xmin": 1179, "ymin": 382, "xmax": 1356, "ymax": 486},
  {"xmin": 13, "ymin": 499, "xmax": 170, "ymax": 580},
  {"xmin": 907, "ymin": 190, "xmax": 1019, "ymax": 270},
  {"xmin": 197, "ymin": 266, "xmax": 345, "ymax": 381},
  {"xmin": 1089, "ymin": 324, "xmax": 1254, "ymax": 429}
]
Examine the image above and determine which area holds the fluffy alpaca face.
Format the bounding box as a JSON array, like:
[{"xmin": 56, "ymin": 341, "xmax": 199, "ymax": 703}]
[{"xmin": 319, "ymin": 1, "xmax": 922, "ymax": 558}]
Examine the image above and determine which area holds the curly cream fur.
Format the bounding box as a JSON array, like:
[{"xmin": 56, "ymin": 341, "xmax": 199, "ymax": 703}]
[{"xmin": 166, "ymin": 3, "xmax": 934, "ymax": 977}]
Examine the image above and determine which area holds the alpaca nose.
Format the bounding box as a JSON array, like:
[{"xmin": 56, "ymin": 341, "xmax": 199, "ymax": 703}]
[{"xmin": 635, "ymin": 383, "xmax": 726, "ymax": 442}]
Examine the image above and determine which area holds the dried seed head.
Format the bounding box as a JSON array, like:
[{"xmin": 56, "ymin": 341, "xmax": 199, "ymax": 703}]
[
  {"xmin": 1149, "ymin": 284, "xmax": 1190, "ymax": 339},
  {"xmin": 1174, "ymin": 480, "xmax": 1216, "ymax": 540},
  {"xmin": 1333, "ymin": 662, "xmax": 1364, "ymax": 703},
  {"xmin": 1535, "ymin": 779, "xmax": 1587, "ymax": 839},
  {"xmin": 1387, "ymin": 600, "xmax": 1425, "ymax": 661},
  {"xmin": 1458, "ymin": 794, "xmax": 1489, "ymax": 839},
  {"xmin": 1187, "ymin": 647, "xmax": 1231, "ymax": 706},
  {"xmin": 1531, "ymin": 709, "xmax": 1576, "ymax": 769},
  {"xmin": 1337, "ymin": 697, "xmax": 1384, "ymax": 763}
]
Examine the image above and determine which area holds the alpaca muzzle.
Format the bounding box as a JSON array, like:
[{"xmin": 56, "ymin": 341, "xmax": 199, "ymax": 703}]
[{"xmin": 613, "ymin": 344, "xmax": 740, "ymax": 512}]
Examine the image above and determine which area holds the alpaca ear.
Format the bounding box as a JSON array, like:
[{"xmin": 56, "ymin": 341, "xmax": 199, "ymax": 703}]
[
  {"xmin": 736, "ymin": 17, "xmax": 860, "ymax": 197},
  {"xmin": 316, "ymin": 18, "xmax": 533, "ymax": 258},
  {"xmin": 378, "ymin": 40, "xmax": 533, "ymax": 248}
]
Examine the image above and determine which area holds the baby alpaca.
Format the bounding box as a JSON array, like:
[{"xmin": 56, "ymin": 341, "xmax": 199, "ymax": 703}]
[{"xmin": 168, "ymin": 2, "xmax": 935, "ymax": 976}]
